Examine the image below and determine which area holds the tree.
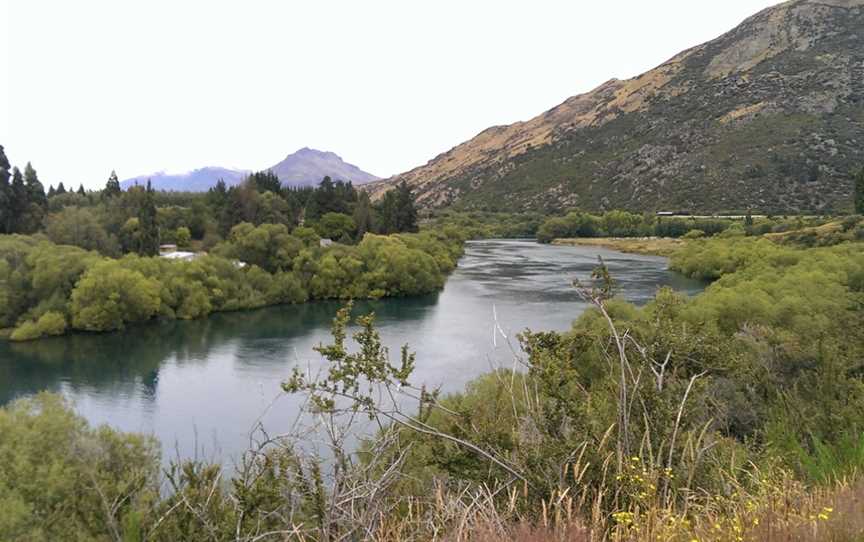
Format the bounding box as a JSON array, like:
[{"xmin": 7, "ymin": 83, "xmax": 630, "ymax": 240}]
[
  {"xmin": 77, "ymin": 184, "xmax": 86, "ymax": 195},
  {"xmin": 353, "ymin": 191, "xmax": 374, "ymax": 239},
  {"xmin": 0, "ymin": 146, "xmax": 9, "ymax": 233},
  {"xmin": 207, "ymin": 178, "xmax": 228, "ymax": 210},
  {"xmin": 256, "ymin": 191, "xmax": 293, "ymax": 226},
  {"xmin": 855, "ymin": 167, "xmax": 864, "ymax": 214},
  {"xmin": 395, "ymin": 181, "xmax": 419, "ymax": 233},
  {"xmin": 70, "ymin": 260, "xmax": 162, "ymax": 331},
  {"xmin": 216, "ymin": 222, "xmax": 303, "ymax": 273},
  {"xmin": 19, "ymin": 163, "xmax": 47, "ymax": 232},
  {"xmin": 8, "ymin": 167, "xmax": 27, "ymax": 233},
  {"xmin": 23, "ymin": 162, "xmax": 47, "ymax": 208},
  {"xmin": 45, "ymin": 207, "xmax": 117, "ymax": 255},
  {"xmin": 0, "ymin": 145, "xmax": 9, "ymax": 184},
  {"xmin": 137, "ymin": 181, "xmax": 160, "ymax": 256},
  {"xmin": 374, "ymin": 183, "xmax": 418, "ymax": 234},
  {"xmin": 315, "ymin": 212, "xmax": 356, "ymax": 241},
  {"xmin": 175, "ymin": 226, "xmax": 191, "ymax": 248},
  {"xmin": 376, "ymin": 189, "xmax": 398, "ymax": 234},
  {"xmin": 248, "ymin": 171, "xmax": 281, "ymax": 194},
  {"xmin": 104, "ymin": 170, "xmax": 121, "ymax": 198},
  {"xmin": 56, "ymin": 182, "xmax": 67, "ymax": 195}
]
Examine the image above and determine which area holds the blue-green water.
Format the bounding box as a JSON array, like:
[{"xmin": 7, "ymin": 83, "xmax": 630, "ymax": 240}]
[{"xmin": 0, "ymin": 240, "xmax": 704, "ymax": 463}]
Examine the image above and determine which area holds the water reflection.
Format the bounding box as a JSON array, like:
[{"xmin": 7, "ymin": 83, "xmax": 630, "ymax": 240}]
[{"xmin": 0, "ymin": 240, "xmax": 704, "ymax": 463}]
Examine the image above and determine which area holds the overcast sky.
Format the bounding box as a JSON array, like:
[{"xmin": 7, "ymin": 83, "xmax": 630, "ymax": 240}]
[{"xmin": 0, "ymin": 0, "xmax": 782, "ymax": 189}]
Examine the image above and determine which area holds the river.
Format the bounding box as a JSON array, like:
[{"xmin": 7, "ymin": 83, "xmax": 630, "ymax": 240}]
[{"xmin": 0, "ymin": 240, "xmax": 704, "ymax": 463}]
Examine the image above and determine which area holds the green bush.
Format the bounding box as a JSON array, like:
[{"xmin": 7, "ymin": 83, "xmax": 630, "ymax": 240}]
[
  {"xmin": 70, "ymin": 260, "xmax": 162, "ymax": 331},
  {"xmin": 0, "ymin": 394, "xmax": 159, "ymax": 540},
  {"xmin": 175, "ymin": 226, "xmax": 192, "ymax": 248},
  {"xmin": 9, "ymin": 311, "xmax": 67, "ymax": 341}
]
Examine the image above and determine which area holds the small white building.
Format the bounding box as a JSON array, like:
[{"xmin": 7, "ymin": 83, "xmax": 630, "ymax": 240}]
[
  {"xmin": 160, "ymin": 250, "xmax": 201, "ymax": 262},
  {"xmin": 319, "ymin": 238, "xmax": 334, "ymax": 247}
]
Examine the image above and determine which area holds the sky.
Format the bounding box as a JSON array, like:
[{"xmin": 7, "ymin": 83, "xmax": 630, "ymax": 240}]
[{"xmin": 0, "ymin": 0, "xmax": 782, "ymax": 189}]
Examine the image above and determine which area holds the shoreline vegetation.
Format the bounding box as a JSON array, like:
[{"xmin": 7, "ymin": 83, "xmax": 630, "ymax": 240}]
[
  {"xmin": 0, "ymin": 227, "xmax": 465, "ymax": 342},
  {"xmin": 551, "ymin": 236, "xmax": 686, "ymax": 256}
]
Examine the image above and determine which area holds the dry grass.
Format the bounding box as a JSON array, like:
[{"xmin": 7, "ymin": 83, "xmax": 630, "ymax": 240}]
[
  {"xmin": 763, "ymin": 220, "xmax": 844, "ymax": 242},
  {"xmin": 368, "ymin": 474, "xmax": 864, "ymax": 542},
  {"xmin": 551, "ymin": 237, "xmax": 686, "ymax": 257}
]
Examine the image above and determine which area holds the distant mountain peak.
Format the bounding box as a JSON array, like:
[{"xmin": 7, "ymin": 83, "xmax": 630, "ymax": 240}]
[
  {"xmin": 120, "ymin": 166, "xmax": 249, "ymax": 192},
  {"xmin": 268, "ymin": 148, "xmax": 379, "ymax": 187},
  {"xmin": 120, "ymin": 148, "xmax": 379, "ymax": 192}
]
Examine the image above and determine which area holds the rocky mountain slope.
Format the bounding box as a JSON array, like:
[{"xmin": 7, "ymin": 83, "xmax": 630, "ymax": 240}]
[
  {"xmin": 122, "ymin": 148, "xmax": 378, "ymax": 191},
  {"xmin": 367, "ymin": 0, "xmax": 864, "ymax": 213}
]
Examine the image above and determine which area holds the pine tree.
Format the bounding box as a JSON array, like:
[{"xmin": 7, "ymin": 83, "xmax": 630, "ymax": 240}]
[
  {"xmin": 0, "ymin": 146, "xmax": 10, "ymax": 234},
  {"xmin": 207, "ymin": 178, "xmax": 228, "ymax": 210},
  {"xmin": 104, "ymin": 170, "xmax": 121, "ymax": 198},
  {"xmin": 77, "ymin": 184, "xmax": 86, "ymax": 195},
  {"xmin": 248, "ymin": 171, "xmax": 281, "ymax": 194},
  {"xmin": 56, "ymin": 182, "xmax": 67, "ymax": 195},
  {"xmin": 353, "ymin": 191, "xmax": 374, "ymax": 239},
  {"xmin": 220, "ymin": 186, "xmax": 246, "ymax": 235},
  {"xmin": 23, "ymin": 163, "xmax": 47, "ymax": 208},
  {"xmin": 9, "ymin": 167, "xmax": 27, "ymax": 233},
  {"xmin": 855, "ymin": 167, "xmax": 864, "ymax": 215},
  {"xmin": 0, "ymin": 145, "xmax": 9, "ymax": 185},
  {"xmin": 377, "ymin": 190, "xmax": 398, "ymax": 234},
  {"xmin": 20, "ymin": 163, "xmax": 46, "ymax": 232},
  {"xmin": 137, "ymin": 180, "xmax": 160, "ymax": 256},
  {"xmin": 394, "ymin": 181, "xmax": 418, "ymax": 233},
  {"xmin": 47, "ymin": 185, "xmax": 56, "ymax": 198}
]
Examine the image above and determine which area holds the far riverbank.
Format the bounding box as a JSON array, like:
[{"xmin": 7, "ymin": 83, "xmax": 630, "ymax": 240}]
[{"xmin": 551, "ymin": 237, "xmax": 685, "ymax": 257}]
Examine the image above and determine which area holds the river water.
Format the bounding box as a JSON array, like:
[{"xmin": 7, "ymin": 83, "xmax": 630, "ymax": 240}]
[{"xmin": 0, "ymin": 240, "xmax": 704, "ymax": 463}]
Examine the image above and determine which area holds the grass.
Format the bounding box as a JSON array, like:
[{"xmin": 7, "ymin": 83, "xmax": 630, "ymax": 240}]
[
  {"xmin": 378, "ymin": 473, "xmax": 864, "ymax": 541},
  {"xmin": 551, "ymin": 237, "xmax": 686, "ymax": 257}
]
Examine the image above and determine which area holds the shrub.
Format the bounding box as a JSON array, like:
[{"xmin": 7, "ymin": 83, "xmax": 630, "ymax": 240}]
[{"xmin": 9, "ymin": 311, "xmax": 68, "ymax": 341}]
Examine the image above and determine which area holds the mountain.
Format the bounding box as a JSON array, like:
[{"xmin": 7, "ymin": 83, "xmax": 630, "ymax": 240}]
[
  {"xmin": 121, "ymin": 167, "xmax": 249, "ymax": 191},
  {"xmin": 121, "ymin": 148, "xmax": 379, "ymax": 192},
  {"xmin": 267, "ymin": 147, "xmax": 380, "ymax": 187},
  {"xmin": 367, "ymin": 0, "xmax": 864, "ymax": 214}
]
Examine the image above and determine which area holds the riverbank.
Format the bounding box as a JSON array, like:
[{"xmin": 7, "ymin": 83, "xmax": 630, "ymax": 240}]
[{"xmin": 551, "ymin": 236, "xmax": 685, "ymax": 257}]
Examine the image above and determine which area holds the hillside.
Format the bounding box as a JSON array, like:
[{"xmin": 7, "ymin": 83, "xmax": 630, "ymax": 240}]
[
  {"xmin": 122, "ymin": 148, "xmax": 379, "ymax": 192},
  {"xmin": 367, "ymin": 0, "xmax": 864, "ymax": 213}
]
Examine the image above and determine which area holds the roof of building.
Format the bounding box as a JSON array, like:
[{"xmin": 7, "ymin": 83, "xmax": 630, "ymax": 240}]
[{"xmin": 160, "ymin": 251, "xmax": 199, "ymax": 260}]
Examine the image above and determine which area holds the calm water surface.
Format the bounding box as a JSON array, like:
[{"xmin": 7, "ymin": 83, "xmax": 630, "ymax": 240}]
[{"xmin": 0, "ymin": 240, "xmax": 704, "ymax": 462}]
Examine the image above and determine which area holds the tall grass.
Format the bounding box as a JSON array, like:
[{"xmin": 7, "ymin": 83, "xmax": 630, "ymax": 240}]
[{"xmin": 362, "ymin": 470, "xmax": 864, "ymax": 541}]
